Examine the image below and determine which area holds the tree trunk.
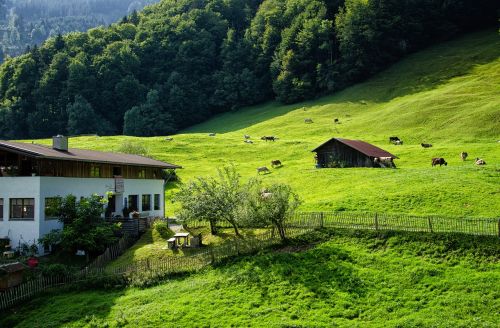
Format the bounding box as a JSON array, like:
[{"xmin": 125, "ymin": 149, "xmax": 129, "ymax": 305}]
[
  {"xmin": 277, "ymin": 223, "xmax": 287, "ymax": 241},
  {"xmin": 209, "ymin": 220, "xmax": 218, "ymax": 235},
  {"xmin": 230, "ymin": 221, "xmax": 241, "ymax": 237}
]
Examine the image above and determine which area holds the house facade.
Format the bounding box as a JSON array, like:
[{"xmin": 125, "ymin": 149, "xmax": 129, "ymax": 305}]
[{"xmin": 0, "ymin": 136, "xmax": 180, "ymax": 254}]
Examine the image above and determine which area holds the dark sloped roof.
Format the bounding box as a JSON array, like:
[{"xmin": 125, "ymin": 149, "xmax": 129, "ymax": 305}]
[
  {"xmin": 312, "ymin": 138, "xmax": 398, "ymax": 159},
  {"xmin": 0, "ymin": 262, "xmax": 26, "ymax": 273},
  {"xmin": 0, "ymin": 140, "xmax": 181, "ymax": 169}
]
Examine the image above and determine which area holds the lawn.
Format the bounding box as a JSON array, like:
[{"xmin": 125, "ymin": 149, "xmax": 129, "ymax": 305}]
[
  {"xmin": 28, "ymin": 29, "xmax": 500, "ymax": 218},
  {"xmin": 2, "ymin": 229, "xmax": 498, "ymax": 327},
  {"xmin": 107, "ymin": 225, "xmax": 270, "ymax": 269}
]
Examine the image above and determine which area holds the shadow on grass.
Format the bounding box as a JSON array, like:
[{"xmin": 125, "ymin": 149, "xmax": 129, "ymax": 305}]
[{"xmin": 0, "ymin": 286, "xmax": 127, "ymax": 328}]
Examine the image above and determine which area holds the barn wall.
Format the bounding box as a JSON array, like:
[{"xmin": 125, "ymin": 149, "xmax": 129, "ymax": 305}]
[{"xmin": 315, "ymin": 140, "xmax": 373, "ymax": 168}]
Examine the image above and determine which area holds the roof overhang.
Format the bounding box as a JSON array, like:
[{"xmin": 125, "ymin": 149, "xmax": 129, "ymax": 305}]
[
  {"xmin": 0, "ymin": 141, "xmax": 182, "ymax": 169},
  {"xmin": 312, "ymin": 138, "xmax": 398, "ymax": 159}
]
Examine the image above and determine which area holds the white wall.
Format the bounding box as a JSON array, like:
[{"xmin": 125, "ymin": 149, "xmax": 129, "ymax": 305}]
[
  {"xmin": 0, "ymin": 177, "xmax": 165, "ymax": 255},
  {"xmin": 0, "ymin": 177, "xmax": 41, "ymax": 250}
]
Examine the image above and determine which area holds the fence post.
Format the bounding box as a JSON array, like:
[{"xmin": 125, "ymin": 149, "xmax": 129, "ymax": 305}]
[
  {"xmin": 374, "ymin": 213, "xmax": 379, "ymax": 231},
  {"xmin": 497, "ymin": 218, "xmax": 500, "ymax": 238},
  {"xmin": 428, "ymin": 217, "xmax": 433, "ymax": 233},
  {"xmin": 320, "ymin": 212, "xmax": 324, "ymax": 228},
  {"xmin": 209, "ymin": 248, "xmax": 215, "ymax": 264}
]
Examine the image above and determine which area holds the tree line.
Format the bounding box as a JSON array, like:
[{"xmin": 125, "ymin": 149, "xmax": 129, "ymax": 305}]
[
  {"xmin": 0, "ymin": 0, "xmax": 496, "ymax": 139},
  {"xmin": 0, "ymin": 0, "xmax": 158, "ymax": 62}
]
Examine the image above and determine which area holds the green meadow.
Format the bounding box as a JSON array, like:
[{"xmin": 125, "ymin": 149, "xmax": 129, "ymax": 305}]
[
  {"xmin": 2, "ymin": 230, "xmax": 499, "ymax": 327},
  {"xmin": 32, "ymin": 29, "xmax": 500, "ymax": 218},
  {"xmin": 3, "ymin": 29, "xmax": 500, "ymax": 328}
]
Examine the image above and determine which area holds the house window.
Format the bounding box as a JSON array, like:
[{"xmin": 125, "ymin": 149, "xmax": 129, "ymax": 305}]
[
  {"xmin": 154, "ymin": 194, "xmax": 160, "ymax": 211},
  {"xmin": 90, "ymin": 165, "xmax": 100, "ymax": 177},
  {"xmin": 142, "ymin": 194, "xmax": 151, "ymax": 211},
  {"xmin": 138, "ymin": 169, "xmax": 145, "ymax": 179},
  {"xmin": 0, "ymin": 198, "xmax": 3, "ymax": 220},
  {"xmin": 113, "ymin": 166, "xmax": 122, "ymax": 176},
  {"xmin": 10, "ymin": 198, "xmax": 35, "ymax": 220},
  {"xmin": 44, "ymin": 197, "xmax": 61, "ymax": 220},
  {"xmin": 127, "ymin": 195, "xmax": 138, "ymax": 211}
]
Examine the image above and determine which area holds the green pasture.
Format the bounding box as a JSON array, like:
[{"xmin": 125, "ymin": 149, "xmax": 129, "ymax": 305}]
[
  {"xmin": 31, "ymin": 30, "xmax": 500, "ymax": 218},
  {"xmin": 2, "ymin": 230, "xmax": 498, "ymax": 327}
]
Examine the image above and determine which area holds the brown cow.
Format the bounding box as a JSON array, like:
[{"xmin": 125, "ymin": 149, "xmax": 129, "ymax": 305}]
[
  {"xmin": 261, "ymin": 136, "xmax": 276, "ymax": 142},
  {"xmin": 421, "ymin": 143, "xmax": 433, "ymax": 148},
  {"xmin": 431, "ymin": 158, "xmax": 447, "ymax": 166},
  {"xmin": 460, "ymin": 152, "xmax": 468, "ymax": 161}
]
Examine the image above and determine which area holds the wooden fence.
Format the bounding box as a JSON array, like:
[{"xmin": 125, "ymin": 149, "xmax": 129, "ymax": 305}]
[
  {"xmin": 185, "ymin": 212, "xmax": 500, "ymax": 237},
  {"xmin": 85, "ymin": 235, "xmax": 137, "ymax": 270},
  {"xmin": 2, "ymin": 211, "xmax": 498, "ymax": 311},
  {"xmin": 0, "ymin": 226, "xmax": 313, "ymax": 311},
  {"xmin": 288, "ymin": 212, "xmax": 500, "ymax": 236}
]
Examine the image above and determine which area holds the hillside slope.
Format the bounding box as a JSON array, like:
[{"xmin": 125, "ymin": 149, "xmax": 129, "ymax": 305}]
[
  {"xmin": 34, "ymin": 30, "xmax": 500, "ymax": 217},
  {"xmin": 2, "ymin": 231, "xmax": 499, "ymax": 327}
]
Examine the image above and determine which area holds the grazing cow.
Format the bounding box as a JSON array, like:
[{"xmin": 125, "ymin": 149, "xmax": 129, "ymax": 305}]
[
  {"xmin": 244, "ymin": 135, "xmax": 251, "ymax": 140},
  {"xmin": 389, "ymin": 136, "xmax": 400, "ymax": 143},
  {"xmin": 374, "ymin": 157, "xmax": 395, "ymax": 168},
  {"xmin": 334, "ymin": 118, "xmax": 340, "ymax": 124},
  {"xmin": 421, "ymin": 143, "xmax": 433, "ymax": 148},
  {"xmin": 261, "ymin": 136, "xmax": 276, "ymax": 142},
  {"xmin": 393, "ymin": 140, "xmax": 403, "ymax": 145},
  {"xmin": 432, "ymin": 158, "xmax": 447, "ymax": 166},
  {"xmin": 475, "ymin": 158, "xmax": 486, "ymax": 165},
  {"xmin": 164, "ymin": 137, "xmax": 173, "ymax": 141},
  {"xmin": 271, "ymin": 160, "xmax": 282, "ymax": 167},
  {"xmin": 460, "ymin": 152, "xmax": 468, "ymax": 161},
  {"xmin": 209, "ymin": 133, "xmax": 216, "ymax": 137},
  {"xmin": 261, "ymin": 192, "xmax": 273, "ymax": 199},
  {"xmin": 304, "ymin": 118, "xmax": 313, "ymax": 124},
  {"xmin": 244, "ymin": 140, "xmax": 253, "ymax": 144},
  {"xmin": 257, "ymin": 166, "xmax": 270, "ymax": 174}
]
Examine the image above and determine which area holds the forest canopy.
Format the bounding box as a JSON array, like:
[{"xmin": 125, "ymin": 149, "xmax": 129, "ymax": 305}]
[{"xmin": 0, "ymin": 0, "xmax": 496, "ymax": 138}]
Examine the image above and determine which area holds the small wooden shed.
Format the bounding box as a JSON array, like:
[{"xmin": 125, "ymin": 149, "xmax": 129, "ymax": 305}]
[
  {"xmin": 312, "ymin": 138, "xmax": 398, "ymax": 168},
  {"xmin": 0, "ymin": 262, "xmax": 26, "ymax": 290}
]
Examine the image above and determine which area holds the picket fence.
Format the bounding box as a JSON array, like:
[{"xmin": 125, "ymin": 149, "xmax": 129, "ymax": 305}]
[
  {"xmin": 289, "ymin": 212, "xmax": 500, "ymax": 236},
  {"xmin": 2, "ymin": 211, "xmax": 498, "ymax": 311},
  {"xmin": 187, "ymin": 211, "xmax": 500, "ymax": 237},
  {"xmin": 0, "ymin": 226, "xmax": 312, "ymax": 311}
]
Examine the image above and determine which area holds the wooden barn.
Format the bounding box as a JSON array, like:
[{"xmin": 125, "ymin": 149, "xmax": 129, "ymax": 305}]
[{"xmin": 312, "ymin": 138, "xmax": 398, "ymax": 168}]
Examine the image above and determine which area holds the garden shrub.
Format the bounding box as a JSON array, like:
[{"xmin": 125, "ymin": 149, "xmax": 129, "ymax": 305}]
[
  {"xmin": 40, "ymin": 264, "xmax": 76, "ymax": 278},
  {"xmin": 153, "ymin": 221, "xmax": 172, "ymax": 239}
]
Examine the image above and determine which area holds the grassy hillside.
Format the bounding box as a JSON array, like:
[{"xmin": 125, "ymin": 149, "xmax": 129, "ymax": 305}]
[
  {"xmin": 2, "ymin": 230, "xmax": 499, "ymax": 327},
  {"xmin": 31, "ymin": 30, "xmax": 500, "ymax": 217}
]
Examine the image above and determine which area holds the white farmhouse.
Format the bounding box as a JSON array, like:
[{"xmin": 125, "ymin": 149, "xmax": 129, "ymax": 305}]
[{"xmin": 0, "ymin": 136, "xmax": 180, "ymax": 254}]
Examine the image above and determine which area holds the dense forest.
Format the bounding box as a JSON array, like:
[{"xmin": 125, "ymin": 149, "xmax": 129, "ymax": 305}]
[
  {"xmin": 0, "ymin": 0, "xmax": 159, "ymax": 61},
  {"xmin": 0, "ymin": 0, "xmax": 497, "ymax": 139}
]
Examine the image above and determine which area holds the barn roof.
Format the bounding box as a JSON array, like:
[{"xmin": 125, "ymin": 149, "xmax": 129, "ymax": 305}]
[
  {"xmin": 312, "ymin": 138, "xmax": 398, "ymax": 159},
  {"xmin": 0, "ymin": 140, "xmax": 181, "ymax": 169}
]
